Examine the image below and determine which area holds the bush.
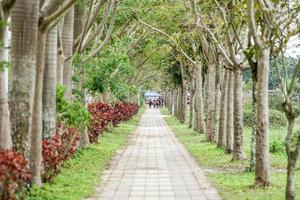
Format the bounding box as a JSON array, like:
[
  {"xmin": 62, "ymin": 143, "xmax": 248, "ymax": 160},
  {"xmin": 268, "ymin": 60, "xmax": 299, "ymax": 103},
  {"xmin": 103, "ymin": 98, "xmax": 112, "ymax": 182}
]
[
  {"xmin": 270, "ymin": 140, "xmax": 285, "ymax": 154},
  {"xmin": 88, "ymin": 102, "xmax": 114, "ymax": 143},
  {"xmin": 42, "ymin": 127, "xmax": 80, "ymax": 182},
  {"xmin": 269, "ymin": 92, "xmax": 284, "ymax": 111},
  {"xmin": 0, "ymin": 150, "xmax": 31, "ymax": 200},
  {"xmin": 244, "ymin": 109, "xmax": 287, "ymax": 128},
  {"xmin": 113, "ymin": 102, "xmax": 138, "ymax": 125}
]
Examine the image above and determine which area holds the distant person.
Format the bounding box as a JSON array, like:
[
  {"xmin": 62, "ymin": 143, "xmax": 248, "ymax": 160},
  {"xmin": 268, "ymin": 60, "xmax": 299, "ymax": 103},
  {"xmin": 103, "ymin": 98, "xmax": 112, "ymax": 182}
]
[{"xmin": 149, "ymin": 98, "xmax": 152, "ymax": 108}]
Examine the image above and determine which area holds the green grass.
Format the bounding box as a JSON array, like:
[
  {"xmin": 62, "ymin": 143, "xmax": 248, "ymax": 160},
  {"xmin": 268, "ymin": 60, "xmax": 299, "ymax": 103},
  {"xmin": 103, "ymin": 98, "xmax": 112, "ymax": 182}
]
[
  {"xmin": 27, "ymin": 107, "xmax": 145, "ymax": 200},
  {"xmin": 161, "ymin": 108, "xmax": 300, "ymax": 200}
]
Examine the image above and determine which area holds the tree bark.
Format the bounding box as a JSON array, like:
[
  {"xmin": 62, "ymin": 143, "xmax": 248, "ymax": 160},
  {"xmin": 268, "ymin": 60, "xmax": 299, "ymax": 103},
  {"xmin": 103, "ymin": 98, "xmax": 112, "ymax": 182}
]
[
  {"xmin": 206, "ymin": 61, "xmax": 216, "ymax": 141},
  {"xmin": 10, "ymin": 0, "xmax": 39, "ymax": 157},
  {"xmin": 225, "ymin": 71, "xmax": 234, "ymax": 153},
  {"xmin": 194, "ymin": 63, "xmax": 206, "ymax": 133},
  {"xmin": 283, "ymin": 101, "xmax": 300, "ymax": 200},
  {"xmin": 255, "ymin": 49, "xmax": 271, "ymax": 186},
  {"xmin": 42, "ymin": 26, "xmax": 57, "ymax": 139},
  {"xmin": 214, "ymin": 62, "xmax": 222, "ymax": 142},
  {"xmin": 62, "ymin": 6, "xmax": 74, "ymax": 100},
  {"xmin": 171, "ymin": 90, "xmax": 175, "ymax": 115},
  {"xmin": 250, "ymin": 63, "xmax": 258, "ymax": 171},
  {"xmin": 232, "ymin": 67, "xmax": 245, "ymax": 160},
  {"xmin": 179, "ymin": 82, "xmax": 187, "ymax": 124},
  {"xmin": 0, "ymin": 23, "xmax": 11, "ymax": 149},
  {"xmin": 30, "ymin": 29, "xmax": 47, "ymax": 186},
  {"xmin": 217, "ymin": 69, "xmax": 229, "ymax": 148},
  {"xmin": 189, "ymin": 79, "xmax": 195, "ymax": 128}
]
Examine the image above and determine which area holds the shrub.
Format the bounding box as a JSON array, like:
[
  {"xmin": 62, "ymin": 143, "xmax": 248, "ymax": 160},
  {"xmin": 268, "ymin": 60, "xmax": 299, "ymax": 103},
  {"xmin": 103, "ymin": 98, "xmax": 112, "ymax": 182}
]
[
  {"xmin": 244, "ymin": 109, "xmax": 287, "ymax": 128},
  {"xmin": 113, "ymin": 102, "xmax": 138, "ymax": 125},
  {"xmin": 42, "ymin": 134, "xmax": 62, "ymax": 182},
  {"xmin": 269, "ymin": 92, "xmax": 284, "ymax": 111},
  {"xmin": 88, "ymin": 102, "xmax": 114, "ymax": 143},
  {"xmin": 0, "ymin": 150, "xmax": 31, "ymax": 200},
  {"xmin": 42, "ymin": 127, "xmax": 80, "ymax": 182},
  {"xmin": 270, "ymin": 140, "xmax": 285, "ymax": 154}
]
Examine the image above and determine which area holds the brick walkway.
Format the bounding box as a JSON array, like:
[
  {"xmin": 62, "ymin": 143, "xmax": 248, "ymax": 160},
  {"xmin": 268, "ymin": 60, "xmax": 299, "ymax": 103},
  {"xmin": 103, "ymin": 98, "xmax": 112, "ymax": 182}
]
[{"xmin": 88, "ymin": 109, "xmax": 221, "ymax": 200}]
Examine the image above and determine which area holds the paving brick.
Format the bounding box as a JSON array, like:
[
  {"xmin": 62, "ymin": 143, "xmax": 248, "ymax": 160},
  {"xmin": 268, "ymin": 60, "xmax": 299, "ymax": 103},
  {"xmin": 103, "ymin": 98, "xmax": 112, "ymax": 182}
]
[{"xmin": 87, "ymin": 109, "xmax": 221, "ymax": 200}]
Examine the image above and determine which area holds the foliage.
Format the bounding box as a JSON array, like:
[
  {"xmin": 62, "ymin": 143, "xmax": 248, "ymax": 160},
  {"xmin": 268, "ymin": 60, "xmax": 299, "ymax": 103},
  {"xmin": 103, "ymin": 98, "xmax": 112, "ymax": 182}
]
[
  {"xmin": 88, "ymin": 102, "xmax": 114, "ymax": 143},
  {"xmin": 0, "ymin": 150, "xmax": 31, "ymax": 200},
  {"xmin": 243, "ymin": 109, "xmax": 287, "ymax": 128},
  {"xmin": 269, "ymin": 140, "xmax": 285, "ymax": 154},
  {"xmin": 88, "ymin": 102, "xmax": 139, "ymax": 143},
  {"xmin": 42, "ymin": 127, "xmax": 80, "ymax": 182},
  {"xmin": 269, "ymin": 91, "xmax": 285, "ymax": 111},
  {"xmin": 27, "ymin": 107, "xmax": 144, "ymax": 200},
  {"xmin": 162, "ymin": 108, "xmax": 300, "ymax": 200},
  {"xmin": 85, "ymin": 38, "xmax": 136, "ymax": 101},
  {"xmin": 56, "ymin": 85, "xmax": 90, "ymax": 129},
  {"xmin": 113, "ymin": 102, "xmax": 139, "ymax": 123}
]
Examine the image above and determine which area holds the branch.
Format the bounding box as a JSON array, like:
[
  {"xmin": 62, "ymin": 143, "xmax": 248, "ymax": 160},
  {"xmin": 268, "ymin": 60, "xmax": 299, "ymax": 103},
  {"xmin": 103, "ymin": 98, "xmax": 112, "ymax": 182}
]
[
  {"xmin": 197, "ymin": 20, "xmax": 234, "ymax": 66},
  {"xmin": 3, "ymin": 0, "xmax": 16, "ymax": 12},
  {"xmin": 249, "ymin": 0, "xmax": 263, "ymax": 48},
  {"xmin": 74, "ymin": 0, "xmax": 95, "ymax": 54},
  {"xmin": 287, "ymin": 58, "xmax": 300, "ymax": 96},
  {"xmin": 138, "ymin": 17, "xmax": 197, "ymax": 65},
  {"xmin": 40, "ymin": 0, "xmax": 76, "ymax": 30},
  {"xmin": 83, "ymin": 4, "xmax": 117, "ymax": 62},
  {"xmin": 78, "ymin": 0, "xmax": 113, "ymax": 51}
]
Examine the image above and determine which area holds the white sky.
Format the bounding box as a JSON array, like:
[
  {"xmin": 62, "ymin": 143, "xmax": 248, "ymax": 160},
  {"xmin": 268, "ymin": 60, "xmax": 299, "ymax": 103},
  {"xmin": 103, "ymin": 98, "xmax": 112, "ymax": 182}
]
[{"xmin": 285, "ymin": 35, "xmax": 300, "ymax": 58}]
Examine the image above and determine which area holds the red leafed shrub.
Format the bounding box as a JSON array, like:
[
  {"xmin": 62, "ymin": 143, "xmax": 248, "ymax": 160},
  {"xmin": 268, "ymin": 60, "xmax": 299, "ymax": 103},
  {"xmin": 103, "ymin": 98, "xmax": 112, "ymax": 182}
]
[
  {"xmin": 42, "ymin": 126, "xmax": 80, "ymax": 182},
  {"xmin": 113, "ymin": 102, "xmax": 138, "ymax": 124},
  {"xmin": 88, "ymin": 102, "xmax": 114, "ymax": 143},
  {"xmin": 42, "ymin": 134, "xmax": 62, "ymax": 182},
  {"xmin": 0, "ymin": 150, "xmax": 31, "ymax": 200}
]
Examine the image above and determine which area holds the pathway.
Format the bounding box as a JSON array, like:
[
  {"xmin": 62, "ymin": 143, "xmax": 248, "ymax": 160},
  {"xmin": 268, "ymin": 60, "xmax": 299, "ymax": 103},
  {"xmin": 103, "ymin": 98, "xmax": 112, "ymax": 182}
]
[{"xmin": 88, "ymin": 109, "xmax": 221, "ymax": 200}]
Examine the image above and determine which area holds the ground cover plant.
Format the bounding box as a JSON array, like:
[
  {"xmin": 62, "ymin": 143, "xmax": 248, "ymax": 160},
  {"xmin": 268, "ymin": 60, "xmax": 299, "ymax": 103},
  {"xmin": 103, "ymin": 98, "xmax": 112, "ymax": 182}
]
[
  {"xmin": 162, "ymin": 108, "xmax": 300, "ymax": 200},
  {"xmin": 27, "ymin": 107, "xmax": 144, "ymax": 200}
]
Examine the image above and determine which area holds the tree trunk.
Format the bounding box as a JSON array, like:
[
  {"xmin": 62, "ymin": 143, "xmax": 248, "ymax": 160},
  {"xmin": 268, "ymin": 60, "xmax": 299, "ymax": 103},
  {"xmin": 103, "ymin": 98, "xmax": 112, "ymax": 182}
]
[
  {"xmin": 206, "ymin": 62, "xmax": 216, "ymax": 141},
  {"xmin": 10, "ymin": 0, "xmax": 39, "ymax": 157},
  {"xmin": 74, "ymin": 3, "xmax": 90, "ymax": 147},
  {"xmin": 286, "ymin": 155, "xmax": 297, "ymax": 200},
  {"xmin": 217, "ymin": 70, "xmax": 229, "ymax": 148},
  {"xmin": 175, "ymin": 88, "xmax": 180, "ymax": 118},
  {"xmin": 225, "ymin": 71, "xmax": 234, "ymax": 153},
  {"xmin": 214, "ymin": 62, "xmax": 222, "ymax": 142},
  {"xmin": 194, "ymin": 63, "xmax": 206, "ymax": 133},
  {"xmin": 232, "ymin": 67, "xmax": 245, "ymax": 160},
  {"xmin": 57, "ymin": 22, "xmax": 65, "ymax": 85},
  {"xmin": 62, "ymin": 6, "xmax": 74, "ymax": 100},
  {"xmin": 284, "ymin": 104, "xmax": 300, "ymax": 200},
  {"xmin": 102, "ymin": 90, "xmax": 109, "ymax": 103},
  {"xmin": 42, "ymin": 26, "xmax": 57, "ymax": 139},
  {"xmin": 30, "ymin": 30, "xmax": 47, "ymax": 186},
  {"xmin": 255, "ymin": 49, "xmax": 271, "ymax": 186},
  {"xmin": 179, "ymin": 82, "xmax": 187, "ymax": 124},
  {"xmin": 250, "ymin": 64, "xmax": 258, "ymax": 171},
  {"xmin": 0, "ymin": 23, "xmax": 11, "ymax": 149},
  {"xmin": 189, "ymin": 79, "xmax": 195, "ymax": 128},
  {"xmin": 171, "ymin": 90, "xmax": 175, "ymax": 115}
]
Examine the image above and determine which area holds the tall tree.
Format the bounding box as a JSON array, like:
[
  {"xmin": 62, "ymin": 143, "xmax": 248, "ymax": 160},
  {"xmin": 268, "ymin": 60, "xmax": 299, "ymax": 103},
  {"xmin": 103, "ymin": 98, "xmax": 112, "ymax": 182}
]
[
  {"xmin": 10, "ymin": 0, "xmax": 39, "ymax": 157},
  {"xmin": 0, "ymin": 0, "xmax": 15, "ymax": 149}
]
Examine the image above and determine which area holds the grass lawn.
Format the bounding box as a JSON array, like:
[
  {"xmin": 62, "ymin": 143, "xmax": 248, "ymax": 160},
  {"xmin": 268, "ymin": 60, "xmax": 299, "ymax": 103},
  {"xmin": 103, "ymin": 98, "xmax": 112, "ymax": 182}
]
[
  {"xmin": 27, "ymin": 107, "xmax": 145, "ymax": 200},
  {"xmin": 161, "ymin": 108, "xmax": 300, "ymax": 200}
]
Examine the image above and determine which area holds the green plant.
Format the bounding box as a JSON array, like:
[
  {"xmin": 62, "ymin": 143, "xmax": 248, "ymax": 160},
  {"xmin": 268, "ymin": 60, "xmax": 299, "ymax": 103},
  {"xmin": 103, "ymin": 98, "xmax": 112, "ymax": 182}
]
[
  {"xmin": 243, "ymin": 109, "xmax": 287, "ymax": 128},
  {"xmin": 270, "ymin": 140, "xmax": 285, "ymax": 154},
  {"xmin": 56, "ymin": 85, "xmax": 90, "ymax": 129}
]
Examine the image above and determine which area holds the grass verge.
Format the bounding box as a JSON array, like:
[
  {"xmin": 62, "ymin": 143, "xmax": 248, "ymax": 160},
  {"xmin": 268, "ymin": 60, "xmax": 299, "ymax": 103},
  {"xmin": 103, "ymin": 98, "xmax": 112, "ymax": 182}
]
[
  {"xmin": 27, "ymin": 107, "xmax": 145, "ymax": 200},
  {"xmin": 161, "ymin": 108, "xmax": 300, "ymax": 200}
]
